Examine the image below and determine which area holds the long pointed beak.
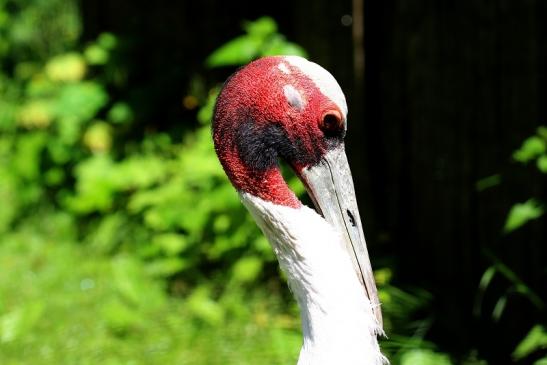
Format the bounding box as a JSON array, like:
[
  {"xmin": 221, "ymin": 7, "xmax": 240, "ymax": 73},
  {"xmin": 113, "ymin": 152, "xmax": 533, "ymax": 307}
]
[{"xmin": 298, "ymin": 144, "xmax": 382, "ymax": 326}]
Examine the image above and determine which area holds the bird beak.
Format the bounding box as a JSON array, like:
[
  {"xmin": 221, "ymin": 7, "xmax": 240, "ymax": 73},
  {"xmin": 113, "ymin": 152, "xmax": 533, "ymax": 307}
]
[{"xmin": 298, "ymin": 144, "xmax": 383, "ymax": 327}]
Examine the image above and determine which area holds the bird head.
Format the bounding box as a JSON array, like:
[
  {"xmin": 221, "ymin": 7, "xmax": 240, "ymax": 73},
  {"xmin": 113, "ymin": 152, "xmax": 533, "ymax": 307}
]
[{"xmin": 213, "ymin": 56, "xmax": 382, "ymax": 326}]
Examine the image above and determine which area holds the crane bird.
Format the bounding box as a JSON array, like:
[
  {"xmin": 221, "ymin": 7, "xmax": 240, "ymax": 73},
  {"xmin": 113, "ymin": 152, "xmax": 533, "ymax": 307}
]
[{"xmin": 212, "ymin": 56, "xmax": 387, "ymax": 365}]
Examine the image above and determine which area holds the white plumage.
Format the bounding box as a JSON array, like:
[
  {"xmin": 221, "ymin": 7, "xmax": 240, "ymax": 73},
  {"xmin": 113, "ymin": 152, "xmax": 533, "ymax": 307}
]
[{"xmin": 242, "ymin": 192, "xmax": 387, "ymax": 365}]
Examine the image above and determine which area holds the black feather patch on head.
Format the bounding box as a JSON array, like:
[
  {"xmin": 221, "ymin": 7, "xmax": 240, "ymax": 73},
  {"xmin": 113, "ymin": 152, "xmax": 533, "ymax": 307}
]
[{"xmin": 234, "ymin": 119, "xmax": 328, "ymax": 172}]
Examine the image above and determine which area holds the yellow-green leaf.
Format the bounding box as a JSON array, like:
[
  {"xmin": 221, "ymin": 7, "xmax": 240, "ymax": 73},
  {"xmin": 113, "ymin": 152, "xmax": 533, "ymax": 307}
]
[
  {"xmin": 45, "ymin": 53, "xmax": 86, "ymax": 82},
  {"xmin": 537, "ymin": 155, "xmax": 547, "ymax": 173},
  {"xmin": 232, "ymin": 256, "xmax": 263, "ymax": 283},
  {"xmin": 504, "ymin": 199, "xmax": 544, "ymax": 233},
  {"xmin": 83, "ymin": 121, "xmax": 112, "ymax": 153},
  {"xmin": 513, "ymin": 136, "xmax": 546, "ymax": 163},
  {"xmin": 513, "ymin": 325, "xmax": 547, "ymax": 360}
]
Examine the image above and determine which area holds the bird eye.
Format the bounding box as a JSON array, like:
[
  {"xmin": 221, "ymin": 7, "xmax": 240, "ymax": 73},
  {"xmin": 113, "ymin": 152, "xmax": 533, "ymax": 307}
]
[{"xmin": 320, "ymin": 112, "xmax": 344, "ymax": 136}]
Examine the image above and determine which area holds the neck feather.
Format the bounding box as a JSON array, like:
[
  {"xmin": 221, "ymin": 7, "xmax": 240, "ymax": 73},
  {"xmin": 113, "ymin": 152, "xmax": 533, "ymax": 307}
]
[{"xmin": 240, "ymin": 193, "xmax": 387, "ymax": 365}]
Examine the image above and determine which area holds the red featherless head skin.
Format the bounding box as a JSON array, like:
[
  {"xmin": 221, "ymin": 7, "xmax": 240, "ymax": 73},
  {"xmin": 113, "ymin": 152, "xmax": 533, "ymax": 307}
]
[{"xmin": 212, "ymin": 56, "xmax": 347, "ymax": 208}]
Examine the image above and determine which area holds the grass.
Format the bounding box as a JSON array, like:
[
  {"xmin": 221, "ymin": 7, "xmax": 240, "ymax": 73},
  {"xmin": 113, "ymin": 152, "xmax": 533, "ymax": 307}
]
[{"xmin": 0, "ymin": 216, "xmax": 301, "ymax": 364}]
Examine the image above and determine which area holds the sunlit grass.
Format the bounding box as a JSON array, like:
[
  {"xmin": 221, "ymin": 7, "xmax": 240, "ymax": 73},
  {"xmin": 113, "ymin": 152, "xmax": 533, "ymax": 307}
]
[{"xmin": 0, "ymin": 219, "xmax": 301, "ymax": 365}]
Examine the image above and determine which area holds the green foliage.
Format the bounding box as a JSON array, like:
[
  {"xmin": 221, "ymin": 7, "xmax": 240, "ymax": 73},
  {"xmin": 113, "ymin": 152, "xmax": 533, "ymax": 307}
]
[
  {"xmin": 476, "ymin": 127, "xmax": 547, "ymax": 236},
  {"xmin": 513, "ymin": 127, "xmax": 547, "ymax": 164},
  {"xmin": 0, "ymin": 302, "xmax": 45, "ymax": 343},
  {"xmin": 513, "ymin": 325, "xmax": 547, "ymax": 361},
  {"xmin": 504, "ymin": 199, "xmax": 544, "ymax": 233},
  {"xmin": 500, "ymin": 127, "xmax": 547, "ymax": 233},
  {"xmin": 513, "ymin": 126, "xmax": 547, "ymax": 175},
  {"xmin": 0, "ymin": 10, "xmax": 297, "ymax": 351},
  {"xmin": 475, "ymin": 252, "xmax": 544, "ymax": 324},
  {"xmin": 372, "ymin": 268, "xmax": 466, "ymax": 364},
  {"xmin": 0, "ymin": 0, "xmax": 120, "ymax": 233},
  {"xmin": 473, "ymin": 127, "xmax": 547, "ymax": 365},
  {"xmin": 206, "ymin": 16, "xmax": 307, "ymax": 67},
  {"xmin": 0, "ymin": 221, "xmax": 301, "ymax": 364},
  {"xmin": 0, "ymin": 0, "xmax": 80, "ymax": 59},
  {"xmin": 400, "ymin": 349, "xmax": 453, "ymax": 365}
]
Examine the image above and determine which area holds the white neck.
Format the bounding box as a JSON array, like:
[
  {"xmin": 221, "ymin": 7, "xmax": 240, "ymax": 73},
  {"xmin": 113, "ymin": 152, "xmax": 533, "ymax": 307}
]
[{"xmin": 240, "ymin": 193, "xmax": 387, "ymax": 365}]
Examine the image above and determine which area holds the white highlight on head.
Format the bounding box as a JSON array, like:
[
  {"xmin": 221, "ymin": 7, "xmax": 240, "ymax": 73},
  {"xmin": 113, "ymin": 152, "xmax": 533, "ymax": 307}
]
[
  {"xmin": 283, "ymin": 84, "xmax": 305, "ymax": 110},
  {"xmin": 283, "ymin": 56, "xmax": 348, "ymax": 118},
  {"xmin": 278, "ymin": 62, "xmax": 291, "ymax": 74}
]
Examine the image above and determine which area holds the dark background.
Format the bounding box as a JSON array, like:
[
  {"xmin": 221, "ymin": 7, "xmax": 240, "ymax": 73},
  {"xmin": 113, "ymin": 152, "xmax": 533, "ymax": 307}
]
[{"xmin": 79, "ymin": 0, "xmax": 547, "ymax": 362}]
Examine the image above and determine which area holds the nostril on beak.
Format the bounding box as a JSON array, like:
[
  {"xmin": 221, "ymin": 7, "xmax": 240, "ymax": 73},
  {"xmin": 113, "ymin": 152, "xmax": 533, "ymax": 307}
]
[{"xmin": 347, "ymin": 209, "xmax": 356, "ymax": 227}]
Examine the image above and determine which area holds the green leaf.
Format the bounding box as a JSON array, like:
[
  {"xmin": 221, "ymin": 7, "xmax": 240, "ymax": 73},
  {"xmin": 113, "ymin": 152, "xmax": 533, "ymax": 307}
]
[
  {"xmin": 243, "ymin": 16, "xmax": 277, "ymax": 37},
  {"xmin": 206, "ymin": 35, "xmax": 262, "ymax": 67},
  {"xmin": 84, "ymin": 44, "xmax": 109, "ymax": 65},
  {"xmin": 492, "ymin": 294, "xmax": 507, "ymax": 321},
  {"xmin": 205, "ymin": 17, "xmax": 303, "ymax": 67},
  {"xmin": 83, "ymin": 121, "xmax": 112, "ymax": 152},
  {"xmin": 0, "ymin": 302, "xmax": 44, "ymax": 343},
  {"xmin": 537, "ymin": 155, "xmax": 547, "ymax": 173},
  {"xmin": 475, "ymin": 174, "xmax": 501, "ymax": 192},
  {"xmin": 112, "ymin": 256, "xmax": 165, "ymax": 308},
  {"xmin": 17, "ymin": 99, "xmax": 54, "ymax": 128},
  {"xmin": 213, "ymin": 214, "xmax": 231, "ymax": 233},
  {"xmin": 45, "ymin": 52, "xmax": 86, "ymax": 82},
  {"xmin": 473, "ymin": 266, "xmax": 497, "ymax": 316},
  {"xmin": 113, "ymin": 257, "xmax": 147, "ymax": 305},
  {"xmin": 53, "ymin": 82, "xmax": 108, "ymax": 145},
  {"xmin": 65, "ymin": 154, "xmax": 117, "ymax": 213},
  {"xmin": 153, "ymin": 233, "xmax": 188, "ymax": 256},
  {"xmin": 261, "ymin": 35, "xmax": 308, "ymax": 58},
  {"xmin": 97, "ymin": 32, "xmax": 118, "ymax": 50},
  {"xmin": 13, "ymin": 131, "xmax": 48, "ymax": 180},
  {"xmin": 55, "ymin": 82, "xmax": 108, "ymax": 122},
  {"xmin": 0, "ymin": 97, "xmax": 18, "ymax": 131},
  {"xmin": 88, "ymin": 213, "xmax": 127, "ymax": 253},
  {"xmin": 537, "ymin": 126, "xmax": 547, "ymax": 140},
  {"xmin": 197, "ymin": 89, "xmax": 219, "ymax": 125},
  {"xmin": 478, "ymin": 266, "xmax": 496, "ymax": 291},
  {"xmin": 112, "ymin": 155, "xmax": 168, "ymax": 189},
  {"xmin": 485, "ymin": 251, "xmax": 544, "ymax": 309},
  {"xmin": 232, "ymin": 256, "xmax": 263, "ymax": 283},
  {"xmin": 107, "ymin": 101, "xmax": 134, "ymax": 124},
  {"xmin": 504, "ymin": 199, "xmax": 544, "ymax": 233},
  {"xmin": 44, "ymin": 167, "xmax": 65, "ymax": 186},
  {"xmin": 187, "ymin": 287, "xmax": 225, "ymax": 325},
  {"xmin": 145, "ymin": 257, "xmax": 189, "ymax": 277},
  {"xmin": 513, "ymin": 136, "xmax": 546, "ymax": 163},
  {"xmin": 101, "ymin": 299, "xmax": 141, "ymax": 334},
  {"xmin": 400, "ymin": 349, "xmax": 453, "ymax": 365},
  {"xmin": 513, "ymin": 325, "xmax": 547, "ymax": 360},
  {"xmin": 0, "ymin": 166, "xmax": 21, "ymax": 232}
]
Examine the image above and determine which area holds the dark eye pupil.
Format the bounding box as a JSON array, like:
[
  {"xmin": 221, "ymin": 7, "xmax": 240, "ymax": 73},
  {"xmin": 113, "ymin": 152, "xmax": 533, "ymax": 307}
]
[
  {"xmin": 324, "ymin": 115, "xmax": 337, "ymax": 127},
  {"xmin": 322, "ymin": 114, "xmax": 342, "ymax": 135}
]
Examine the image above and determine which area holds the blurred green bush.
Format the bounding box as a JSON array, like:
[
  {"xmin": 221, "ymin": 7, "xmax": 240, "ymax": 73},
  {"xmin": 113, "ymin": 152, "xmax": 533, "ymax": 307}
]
[
  {"xmin": 0, "ymin": 2, "xmax": 310, "ymax": 361},
  {"xmin": 0, "ymin": 8, "xmax": 306, "ymax": 295}
]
